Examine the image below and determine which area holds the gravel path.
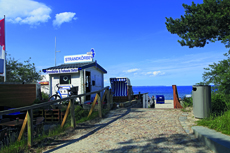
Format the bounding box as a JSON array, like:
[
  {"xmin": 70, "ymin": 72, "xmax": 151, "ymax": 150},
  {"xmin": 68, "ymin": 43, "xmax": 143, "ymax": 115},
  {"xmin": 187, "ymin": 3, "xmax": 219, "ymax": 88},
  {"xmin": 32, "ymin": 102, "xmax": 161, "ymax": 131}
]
[{"xmin": 42, "ymin": 108, "xmax": 213, "ymax": 153}]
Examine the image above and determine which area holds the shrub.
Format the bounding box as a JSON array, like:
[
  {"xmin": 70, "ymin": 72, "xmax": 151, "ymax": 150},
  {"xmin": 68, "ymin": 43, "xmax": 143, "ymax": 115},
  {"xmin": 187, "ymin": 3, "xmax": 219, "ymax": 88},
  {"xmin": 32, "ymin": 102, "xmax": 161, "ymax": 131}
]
[
  {"xmin": 67, "ymin": 105, "xmax": 89, "ymax": 121},
  {"xmin": 42, "ymin": 92, "xmax": 49, "ymax": 100},
  {"xmin": 33, "ymin": 98, "xmax": 41, "ymax": 104},
  {"xmin": 182, "ymin": 96, "xmax": 193, "ymax": 108},
  {"xmin": 211, "ymin": 93, "xmax": 229, "ymax": 116}
]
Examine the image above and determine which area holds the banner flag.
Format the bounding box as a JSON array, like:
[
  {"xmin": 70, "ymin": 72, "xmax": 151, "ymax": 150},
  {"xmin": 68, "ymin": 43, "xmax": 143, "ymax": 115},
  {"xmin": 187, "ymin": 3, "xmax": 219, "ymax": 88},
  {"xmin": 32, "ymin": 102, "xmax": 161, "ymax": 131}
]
[
  {"xmin": 0, "ymin": 18, "xmax": 5, "ymax": 51},
  {"xmin": 0, "ymin": 18, "xmax": 5, "ymax": 77}
]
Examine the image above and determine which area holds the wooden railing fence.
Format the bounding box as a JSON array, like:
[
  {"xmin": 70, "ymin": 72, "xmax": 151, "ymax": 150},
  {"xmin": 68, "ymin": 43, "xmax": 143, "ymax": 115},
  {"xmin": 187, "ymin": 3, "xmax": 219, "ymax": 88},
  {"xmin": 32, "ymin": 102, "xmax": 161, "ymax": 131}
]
[{"xmin": 0, "ymin": 86, "xmax": 111, "ymax": 147}]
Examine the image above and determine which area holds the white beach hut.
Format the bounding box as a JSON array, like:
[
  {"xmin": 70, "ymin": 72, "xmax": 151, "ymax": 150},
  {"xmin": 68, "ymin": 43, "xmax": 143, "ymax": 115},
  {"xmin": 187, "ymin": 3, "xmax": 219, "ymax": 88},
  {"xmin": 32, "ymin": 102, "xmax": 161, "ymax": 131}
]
[{"xmin": 42, "ymin": 50, "xmax": 107, "ymax": 103}]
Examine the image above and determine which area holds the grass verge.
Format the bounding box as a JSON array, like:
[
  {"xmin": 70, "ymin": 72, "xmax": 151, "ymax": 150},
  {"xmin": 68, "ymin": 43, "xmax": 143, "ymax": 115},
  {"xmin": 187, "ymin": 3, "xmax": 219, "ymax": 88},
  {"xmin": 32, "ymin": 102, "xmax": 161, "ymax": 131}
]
[{"xmin": 195, "ymin": 110, "xmax": 230, "ymax": 136}]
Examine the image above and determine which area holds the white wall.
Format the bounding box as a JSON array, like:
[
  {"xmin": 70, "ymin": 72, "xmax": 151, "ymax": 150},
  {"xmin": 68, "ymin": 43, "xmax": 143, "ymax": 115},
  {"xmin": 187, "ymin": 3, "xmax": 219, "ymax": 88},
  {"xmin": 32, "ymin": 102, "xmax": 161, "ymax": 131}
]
[
  {"xmin": 85, "ymin": 67, "xmax": 104, "ymax": 101},
  {"xmin": 41, "ymin": 85, "xmax": 49, "ymax": 94},
  {"xmin": 48, "ymin": 66, "xmax": 105, "ymax": 102},
  {"xmin": 41, "ymin": 74, "xmax": 49, "ymax": 81}
]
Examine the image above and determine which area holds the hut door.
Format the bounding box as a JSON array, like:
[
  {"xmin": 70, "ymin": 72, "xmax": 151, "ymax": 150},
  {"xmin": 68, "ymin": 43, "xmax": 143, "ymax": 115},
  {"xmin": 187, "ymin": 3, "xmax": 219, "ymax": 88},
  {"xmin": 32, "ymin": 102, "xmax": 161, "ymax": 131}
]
[{"xmin": 86, "ymin": 71, "xmax": 91, "ymax": 100}]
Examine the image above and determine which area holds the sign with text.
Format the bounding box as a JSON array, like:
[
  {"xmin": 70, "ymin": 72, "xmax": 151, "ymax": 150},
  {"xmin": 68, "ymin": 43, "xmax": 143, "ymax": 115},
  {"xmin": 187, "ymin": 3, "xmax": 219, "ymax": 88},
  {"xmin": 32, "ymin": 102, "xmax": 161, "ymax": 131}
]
[
  {"xmin": 46, "ymin": 68, "xmax": 78, "ymax": 74},
  {"xmin": 64, "ymin": 48, "xmax": 95, "ymax": 64}
]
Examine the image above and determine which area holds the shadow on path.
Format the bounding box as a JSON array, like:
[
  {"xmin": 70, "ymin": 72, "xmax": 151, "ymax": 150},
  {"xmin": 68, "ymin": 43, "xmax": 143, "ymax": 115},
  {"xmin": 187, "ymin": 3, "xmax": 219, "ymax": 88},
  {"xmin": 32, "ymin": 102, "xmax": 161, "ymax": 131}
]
[
  {"xmin": 43, "ymin": 108, "xmax": 133, "ymax": 153},
  {"xmin": 100, "ymin": 133, "xmax": 211, "ymax": 153}
]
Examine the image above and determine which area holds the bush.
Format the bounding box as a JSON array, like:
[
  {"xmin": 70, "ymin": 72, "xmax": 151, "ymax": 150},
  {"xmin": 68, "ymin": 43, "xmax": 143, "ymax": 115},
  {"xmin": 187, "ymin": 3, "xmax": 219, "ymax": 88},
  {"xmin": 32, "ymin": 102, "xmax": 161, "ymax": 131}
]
[
  {"xmin": 33, "ymin": 98, "xmax": 41, "ymax": 104},
  {"xmin": 182, "ymin": 96, "xmax": 193, "ymax": 108},
  {"xmin": 67, "ymin": 105, "xmax": 89, "ymax": 121},
  {"xmin": 211, "ymin": 93, "xmax": 229, "ymax": 116},
  {"xmin": 42, "ymin": 92, "xmax": 49, "ymax": 100}
]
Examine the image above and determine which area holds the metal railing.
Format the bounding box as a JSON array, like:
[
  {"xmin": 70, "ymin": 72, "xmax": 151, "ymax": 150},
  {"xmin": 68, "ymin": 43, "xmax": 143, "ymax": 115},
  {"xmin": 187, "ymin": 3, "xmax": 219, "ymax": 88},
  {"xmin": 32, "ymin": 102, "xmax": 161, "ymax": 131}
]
[{"xmin": 0, "ymin": 86, "xmax": 112, "ymax": 147}]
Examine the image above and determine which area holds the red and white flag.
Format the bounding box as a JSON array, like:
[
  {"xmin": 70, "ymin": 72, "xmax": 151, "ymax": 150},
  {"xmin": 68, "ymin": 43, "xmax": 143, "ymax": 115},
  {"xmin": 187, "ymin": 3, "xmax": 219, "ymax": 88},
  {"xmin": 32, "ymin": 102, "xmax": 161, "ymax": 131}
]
[{"xmin": 0, "ymin": 18, "xmax": 5, "ymax": 77}]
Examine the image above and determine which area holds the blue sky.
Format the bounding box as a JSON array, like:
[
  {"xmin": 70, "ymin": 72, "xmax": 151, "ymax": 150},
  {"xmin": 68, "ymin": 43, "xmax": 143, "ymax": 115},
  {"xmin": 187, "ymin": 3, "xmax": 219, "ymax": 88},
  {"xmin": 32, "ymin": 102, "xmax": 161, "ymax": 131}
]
[{"xmin": 0, "ymin": 0, "xmax": 228, "ymax": 86}]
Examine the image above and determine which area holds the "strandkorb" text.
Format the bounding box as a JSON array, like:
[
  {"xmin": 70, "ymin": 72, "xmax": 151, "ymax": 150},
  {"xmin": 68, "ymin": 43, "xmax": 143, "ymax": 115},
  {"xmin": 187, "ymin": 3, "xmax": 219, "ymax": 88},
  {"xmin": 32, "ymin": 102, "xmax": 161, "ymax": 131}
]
[{"xmin": 65, "ymin": 55, "xmax": 92, "ymax": 62}]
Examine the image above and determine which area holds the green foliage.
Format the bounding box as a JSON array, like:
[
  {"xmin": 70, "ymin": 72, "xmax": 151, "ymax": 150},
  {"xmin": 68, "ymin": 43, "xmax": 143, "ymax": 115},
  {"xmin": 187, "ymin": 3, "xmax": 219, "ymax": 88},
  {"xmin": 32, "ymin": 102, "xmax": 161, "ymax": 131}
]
[
  {"xmin": 33, "ymin": 98, "xmax": 41, "ymax": 104},
  {"xmin": 1, "ymin": 52, "xmax": 43, "ymax": 83},
  {"xmin": 211, "ymin": 92, "xmax": 229, "ymax": 116},
  {"xmin": 165, "ymin": 0, "xmax": 230, "ymax": 48},
  {"xmin": 195, "ymin": 110, "xmax": 230, "ymax": 136},
  {"xmin": 200, "ymin": 51, "xmax": 230, "ymax": 95},
  {"xmin": 61, "ymin": 108, "xmax": 66, "ymax": 112},
  {"xmin": 67, "ymin": 105, "xmax": 89, "ymax": 121},
  {"xmin": 41, "ymin": 92, "xmax": 49, "ymax": 100},
  {"xmin": 195, "ymin": 51, "xmax": 230, "ymax": 116},
  {"xmin": 182, "ymin": 96, "xmax": 193, "ymax": 108}
]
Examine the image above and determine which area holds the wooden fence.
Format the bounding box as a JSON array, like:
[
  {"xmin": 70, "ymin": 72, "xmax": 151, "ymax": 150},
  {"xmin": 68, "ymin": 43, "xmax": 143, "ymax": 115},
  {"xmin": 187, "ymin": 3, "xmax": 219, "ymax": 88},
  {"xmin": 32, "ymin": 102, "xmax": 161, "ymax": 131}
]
[
  {"xmin": 0, "ymin": 83, "xmax": 41, "ymax": 108},
  {"xmin": 0, "ymin": 86, "xmax": 111, "ymax": 147}
]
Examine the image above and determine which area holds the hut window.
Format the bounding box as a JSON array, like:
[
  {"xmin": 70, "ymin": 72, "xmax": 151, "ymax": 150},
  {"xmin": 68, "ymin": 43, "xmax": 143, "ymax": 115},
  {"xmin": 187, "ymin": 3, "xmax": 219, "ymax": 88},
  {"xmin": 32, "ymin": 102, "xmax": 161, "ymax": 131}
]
[{"xmin": 60, "ymin": 75, "xmax": 71, "ymax": 84}]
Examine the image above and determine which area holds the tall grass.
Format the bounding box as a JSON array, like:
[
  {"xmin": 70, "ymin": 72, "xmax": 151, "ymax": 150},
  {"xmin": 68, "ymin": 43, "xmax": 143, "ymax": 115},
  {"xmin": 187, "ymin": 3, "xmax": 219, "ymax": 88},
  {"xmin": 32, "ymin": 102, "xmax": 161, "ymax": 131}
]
[{"xmin": 195, "ymin": 110, "xmax": 230, "ymax": 136}]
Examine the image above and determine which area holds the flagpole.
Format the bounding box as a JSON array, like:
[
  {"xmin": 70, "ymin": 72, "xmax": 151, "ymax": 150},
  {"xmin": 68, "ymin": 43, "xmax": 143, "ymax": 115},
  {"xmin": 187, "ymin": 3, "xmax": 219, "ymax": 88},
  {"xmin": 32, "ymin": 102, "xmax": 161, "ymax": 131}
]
[
  {"xmin": 55, "ymin": 37, "xmax": 56, "ymax": 66},
  {"xmin": 4, "ymin": 15, "xmax": 6, "ymax": 82},
  {"xmin": 55, "ymin": 37, "xmax": 60, "ymax": 66}
]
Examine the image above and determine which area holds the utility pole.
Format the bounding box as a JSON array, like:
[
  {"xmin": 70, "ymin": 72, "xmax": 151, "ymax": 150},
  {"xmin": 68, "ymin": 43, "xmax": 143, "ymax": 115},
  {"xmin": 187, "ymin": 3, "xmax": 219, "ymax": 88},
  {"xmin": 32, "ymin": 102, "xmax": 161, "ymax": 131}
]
[{"xmin": 55, "ymin": 37, "xmax": 60, "ymax": 66}]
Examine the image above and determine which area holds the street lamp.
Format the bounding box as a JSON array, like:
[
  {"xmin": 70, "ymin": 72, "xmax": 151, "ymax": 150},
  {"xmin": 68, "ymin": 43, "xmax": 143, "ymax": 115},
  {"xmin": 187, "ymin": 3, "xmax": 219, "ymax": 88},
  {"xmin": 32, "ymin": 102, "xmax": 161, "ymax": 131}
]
[{"xmin": 55, "ymin": 37, "xmax": 61, "ymax": 66}]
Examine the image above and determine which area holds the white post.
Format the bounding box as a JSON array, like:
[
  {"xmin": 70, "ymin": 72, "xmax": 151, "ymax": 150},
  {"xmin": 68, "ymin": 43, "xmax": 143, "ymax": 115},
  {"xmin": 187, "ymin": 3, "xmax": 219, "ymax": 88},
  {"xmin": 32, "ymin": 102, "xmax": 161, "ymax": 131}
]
[
  {"xmin": 143, "ymin": 94, "xmax": 145, "ymax": 108},
  {"xmin": 80, "ymin": 70, "xmax": 84, "ymax": 104},
  {"xmin": 49, "ymin": 75, "xmax": 52, "ymax": 96},
  {"xmin": 146, "ymin": 93, "xmax": 148, "ymax": 108},
  {"xmin": 83, "ymin": 69, "xmax": 86, "ymax": 102}
]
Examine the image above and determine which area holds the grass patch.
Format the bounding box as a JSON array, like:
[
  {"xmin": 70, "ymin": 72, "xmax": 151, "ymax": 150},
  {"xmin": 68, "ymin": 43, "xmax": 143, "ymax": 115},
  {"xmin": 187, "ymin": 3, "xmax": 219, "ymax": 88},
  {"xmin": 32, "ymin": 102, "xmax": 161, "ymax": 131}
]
[
  {"xmin": 195, "ymin": 110, "xmax": 230, "ymax": 136},
  {"xmin": 0, "ymin": 106, "xmax": 111, "ymax": 153},
  {"xmin": 181, "ymin": 107, "xmax": 191, "ymax": 112},
  {"xmin": 0, "ymin": 137, "xmax": 29, "ymax": 153}
]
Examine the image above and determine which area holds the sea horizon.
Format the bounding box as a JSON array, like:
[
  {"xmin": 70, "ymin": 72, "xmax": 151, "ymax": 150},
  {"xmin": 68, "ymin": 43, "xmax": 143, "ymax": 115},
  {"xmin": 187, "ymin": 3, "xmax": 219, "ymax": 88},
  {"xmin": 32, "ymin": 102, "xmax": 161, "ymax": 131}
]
[{"xmin": 132, "ymin": 86, "xmax": 193, "ymax": 100}]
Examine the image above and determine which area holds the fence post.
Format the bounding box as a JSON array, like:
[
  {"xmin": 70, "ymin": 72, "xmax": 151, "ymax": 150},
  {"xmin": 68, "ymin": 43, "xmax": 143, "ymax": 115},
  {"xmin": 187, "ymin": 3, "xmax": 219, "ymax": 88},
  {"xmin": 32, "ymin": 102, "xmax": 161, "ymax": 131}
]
[
  {"xmin": 97, "ymin": 93, "xmax": 102, "ymax": 118},
  {"xmin": 70, "ymin": 98, "xmax": 76, "ymax": 128},
  {"xmin": 61, "ymin": 100, "xmax": 71, "ymax": 128},
  {"xmin": 146, "ymin": 93, "xmax": 148, "ymax": 108},
  {"xmin": 18, "ymin": 112, "xmax": 28, "ymax": 141},
  {"xmin": 27, "ymin": 109, "xmax": 33, "ymax": 147},
  {"xmin": 138, "ymin": 92, "xmax": 141, "ymax": 100},
  {"xmin": 107, "ymin": 89, "xmax": 110, "ymax": 110},
  {"xmin": 101, "ymin": 89, "xmax": 108, "ymax": 107},
  {"xmin": 110, "ymin": 89, "xmax": 113, "ymax": 106},
  {"xmin": 143, "ymin": 94, "xmax": 145, "ymax": 108}
]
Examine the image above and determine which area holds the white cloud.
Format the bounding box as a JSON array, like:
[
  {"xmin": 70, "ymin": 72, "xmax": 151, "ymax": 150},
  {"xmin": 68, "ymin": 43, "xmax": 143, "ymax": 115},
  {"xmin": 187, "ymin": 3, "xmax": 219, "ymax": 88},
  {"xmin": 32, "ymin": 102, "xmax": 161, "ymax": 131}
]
[
  {"xmin": 146, "ymin": 72, "xmax": 152, "ymax": 75},
  {"xmin": 124, "ymin": 68, "xmax": 139, "ymax": 73},
  {"xmin": 153, "ymin": 71, "xmax": 161, "ymax": 76},
  {"xmin": 0, "ymin": 0, "xmax": 52, "ymax": 25},
  {"xmin": 144, "ymin": 71, "xmax": 165, "ymax": 76},
  {"xmin": 53, "ymin": 12, "xmax": 77, "ymax": 27}
]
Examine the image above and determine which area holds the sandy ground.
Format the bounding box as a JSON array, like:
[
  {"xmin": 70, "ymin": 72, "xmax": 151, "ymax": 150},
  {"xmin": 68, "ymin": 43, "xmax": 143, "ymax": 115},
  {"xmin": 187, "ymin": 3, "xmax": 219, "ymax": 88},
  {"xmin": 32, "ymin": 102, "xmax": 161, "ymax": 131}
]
[{"xmin": 152, "ymin": 100, "xmax": 174, "ymax": 108}]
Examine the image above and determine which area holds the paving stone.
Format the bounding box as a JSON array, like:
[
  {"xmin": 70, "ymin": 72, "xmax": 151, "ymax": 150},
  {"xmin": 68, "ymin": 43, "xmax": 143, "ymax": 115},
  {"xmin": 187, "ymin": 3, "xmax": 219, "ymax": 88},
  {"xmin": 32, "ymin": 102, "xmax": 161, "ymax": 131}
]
[{"xmin": 42, "ymin": 108, "xmax": 214, "ymax": 153}]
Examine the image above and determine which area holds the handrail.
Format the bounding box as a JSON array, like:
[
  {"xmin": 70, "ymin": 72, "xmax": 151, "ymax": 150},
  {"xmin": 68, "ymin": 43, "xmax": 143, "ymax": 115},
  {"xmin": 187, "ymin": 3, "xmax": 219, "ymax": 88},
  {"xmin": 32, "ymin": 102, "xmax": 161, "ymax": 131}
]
[
  {"xmin": 0, "ymin": 86, "xmax": 110, "ymax": 116},
  {"xmin": 0, "ymin": 85, "xmax": 112, "ymax": 147}
]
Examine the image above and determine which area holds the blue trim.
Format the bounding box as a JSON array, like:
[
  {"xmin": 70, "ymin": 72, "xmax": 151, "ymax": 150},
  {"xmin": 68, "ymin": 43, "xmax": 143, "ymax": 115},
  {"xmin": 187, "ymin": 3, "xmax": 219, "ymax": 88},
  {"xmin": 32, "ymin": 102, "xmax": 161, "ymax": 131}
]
[
  {"xmin": 42, "ymin": 61, "xmax": 107, "ymax": 74},
  {"xmin": 0, "ymin": 59, "xmax": 4, "ymax": 74}
]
